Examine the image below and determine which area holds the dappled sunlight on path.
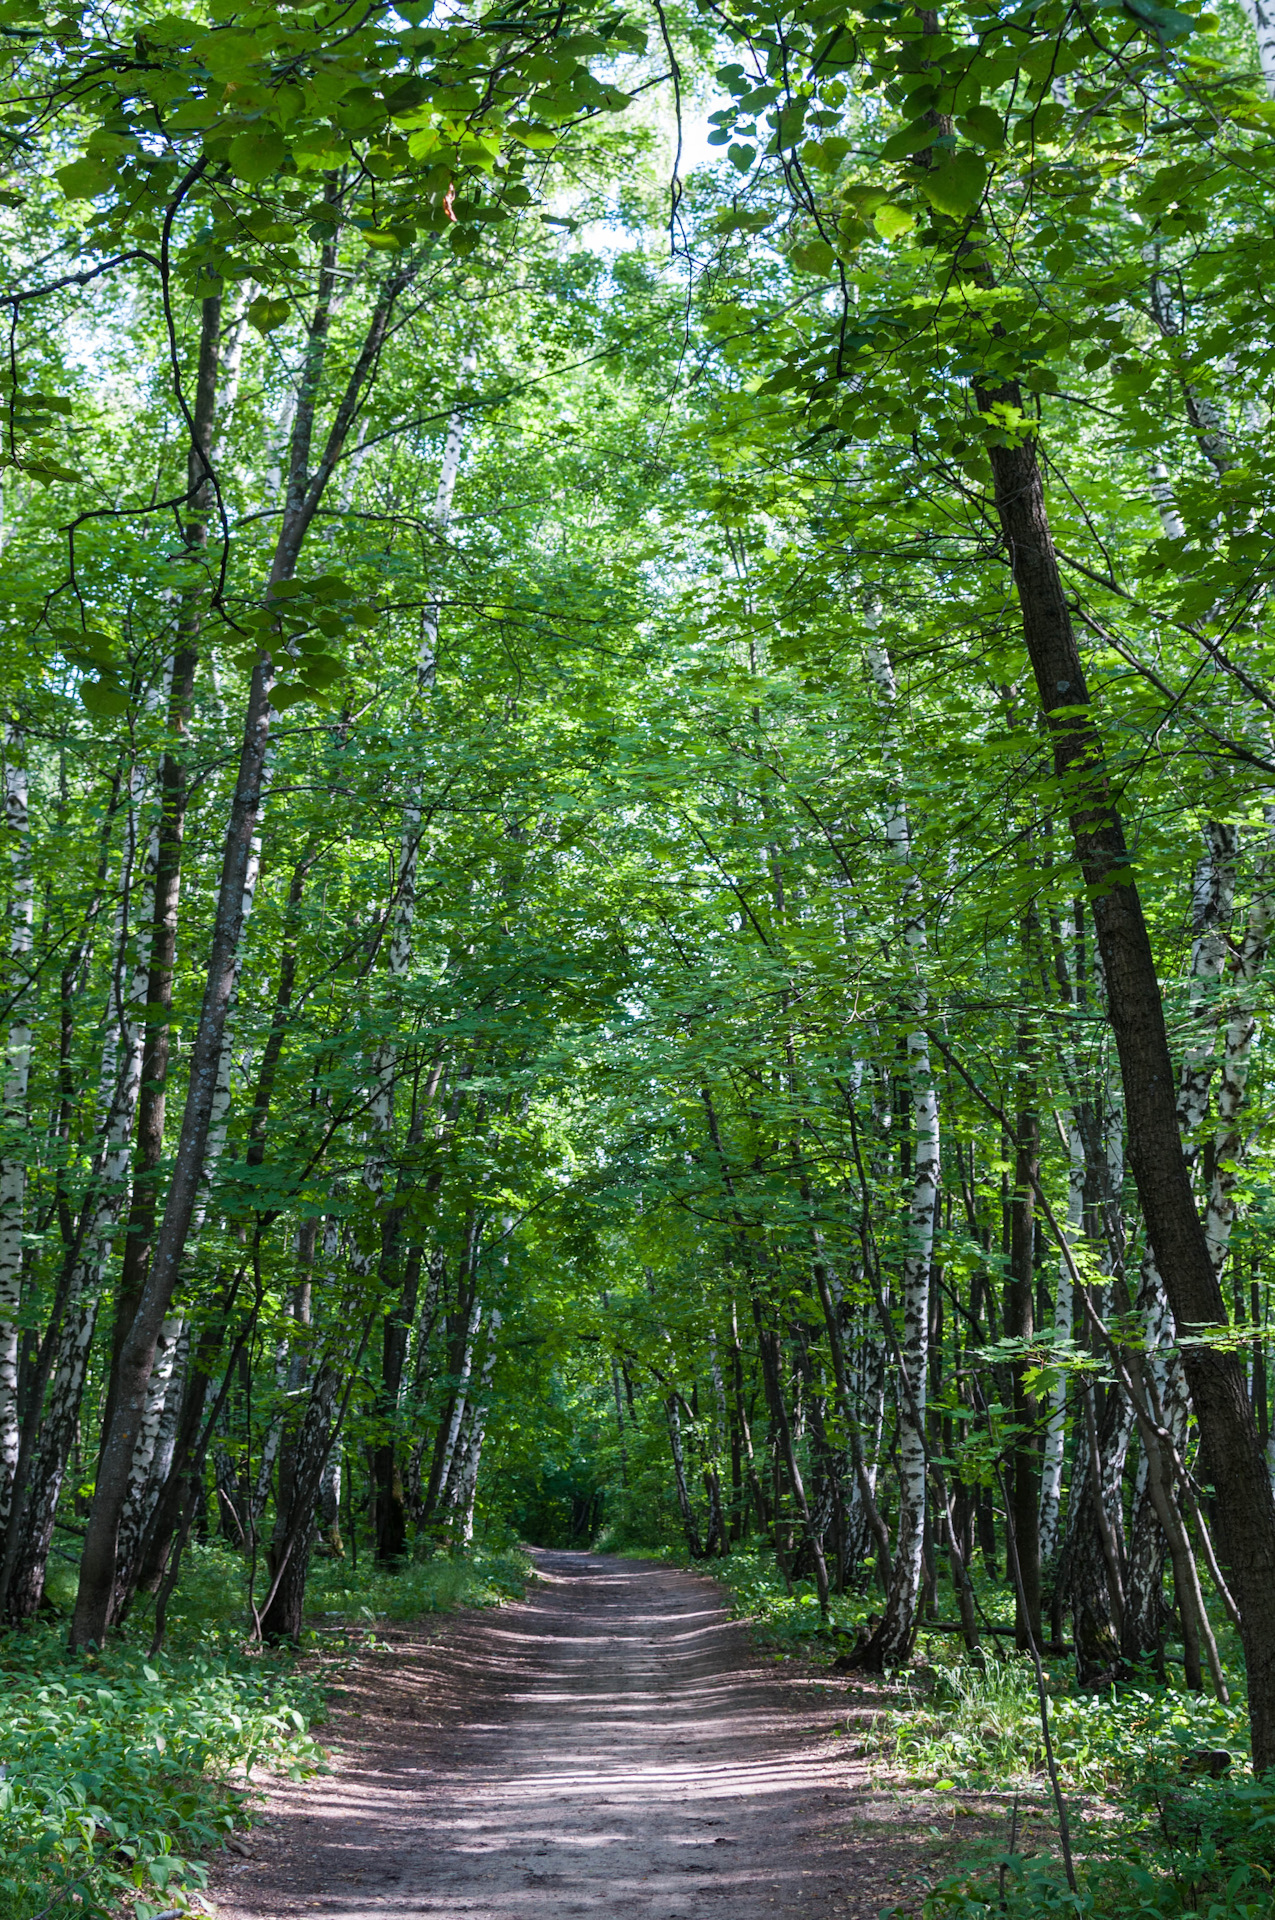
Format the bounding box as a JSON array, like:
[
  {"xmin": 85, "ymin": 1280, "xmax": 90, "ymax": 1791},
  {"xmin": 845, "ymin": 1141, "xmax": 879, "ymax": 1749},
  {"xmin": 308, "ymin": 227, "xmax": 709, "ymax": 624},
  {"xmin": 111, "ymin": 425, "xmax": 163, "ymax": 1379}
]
[{"xmin": 209, "ymin": 1551, "xmax": 921, "ymax": 1920}]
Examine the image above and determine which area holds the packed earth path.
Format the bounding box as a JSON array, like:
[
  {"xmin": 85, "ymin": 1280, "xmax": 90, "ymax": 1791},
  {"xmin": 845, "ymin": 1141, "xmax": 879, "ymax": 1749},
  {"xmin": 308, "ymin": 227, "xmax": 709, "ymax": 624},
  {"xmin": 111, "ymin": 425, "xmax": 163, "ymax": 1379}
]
[{"xmin": 206, "ymin": 1550, "xmax": 943, "ymax": 1920}]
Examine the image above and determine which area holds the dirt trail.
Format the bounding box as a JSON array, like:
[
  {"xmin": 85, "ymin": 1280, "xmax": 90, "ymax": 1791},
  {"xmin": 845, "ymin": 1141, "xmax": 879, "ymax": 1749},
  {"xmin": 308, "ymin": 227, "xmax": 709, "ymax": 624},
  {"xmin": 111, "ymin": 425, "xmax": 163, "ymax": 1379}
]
[{"xmin": 209, "ymin": 1550, "xmax": 930, "ymax": 1919}]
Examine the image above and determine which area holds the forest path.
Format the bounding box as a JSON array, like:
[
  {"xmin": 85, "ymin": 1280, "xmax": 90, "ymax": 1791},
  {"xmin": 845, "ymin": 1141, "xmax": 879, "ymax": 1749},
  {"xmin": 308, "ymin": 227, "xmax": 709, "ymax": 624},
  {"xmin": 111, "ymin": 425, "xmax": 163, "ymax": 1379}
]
[{"xmin": 207, "ymin": 1550, "xmax": 931, "ymax": 1920}]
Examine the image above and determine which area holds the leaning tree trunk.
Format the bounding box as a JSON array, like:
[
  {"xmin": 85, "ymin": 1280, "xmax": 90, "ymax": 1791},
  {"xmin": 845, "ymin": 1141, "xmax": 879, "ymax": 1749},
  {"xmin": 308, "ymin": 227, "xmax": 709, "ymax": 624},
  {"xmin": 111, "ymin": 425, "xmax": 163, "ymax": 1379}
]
[
  {"xmin": 71, "ymin": 249, "xmax": 410, "ymax": 1649},
  {"xmin": 259, "ymin": 1359, "xmax": 340, "ymax": 1644},
  {"xmin": 3, "ymin": 778, "xmax": 153, "ymax": 1615},
  {"xmin": 976, "ymin": 365, "xmax": 1275, "ymax": 1768}
]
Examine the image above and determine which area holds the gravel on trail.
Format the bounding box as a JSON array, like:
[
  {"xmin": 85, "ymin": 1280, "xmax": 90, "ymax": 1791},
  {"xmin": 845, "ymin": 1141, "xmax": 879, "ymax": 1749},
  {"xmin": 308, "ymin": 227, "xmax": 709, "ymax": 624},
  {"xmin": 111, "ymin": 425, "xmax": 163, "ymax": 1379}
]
[{"xmin": 207, "ymin": 1549, "xmax": 931, "ymax": 1920}]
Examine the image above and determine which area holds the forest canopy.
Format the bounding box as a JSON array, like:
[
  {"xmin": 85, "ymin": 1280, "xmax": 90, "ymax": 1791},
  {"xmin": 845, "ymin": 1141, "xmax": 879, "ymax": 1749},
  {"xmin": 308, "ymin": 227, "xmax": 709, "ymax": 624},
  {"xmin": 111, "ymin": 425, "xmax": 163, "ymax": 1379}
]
[{"xmin": 3, "ymin": 1, "xmax": 1275, "ymax": 1900}]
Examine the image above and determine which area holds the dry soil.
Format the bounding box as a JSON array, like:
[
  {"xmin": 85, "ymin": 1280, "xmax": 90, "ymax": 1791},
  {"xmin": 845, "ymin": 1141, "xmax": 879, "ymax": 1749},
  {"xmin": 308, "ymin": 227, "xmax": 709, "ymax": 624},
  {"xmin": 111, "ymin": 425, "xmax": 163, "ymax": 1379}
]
[{"xmin": 207, "ymin": 1548, "xmax": 942, "ymax": 1920}]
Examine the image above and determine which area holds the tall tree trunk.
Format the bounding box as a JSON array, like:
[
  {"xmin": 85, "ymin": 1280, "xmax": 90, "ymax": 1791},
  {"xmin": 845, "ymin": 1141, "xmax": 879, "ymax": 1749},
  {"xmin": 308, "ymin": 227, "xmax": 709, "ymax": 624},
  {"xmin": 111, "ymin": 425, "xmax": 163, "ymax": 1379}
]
[
  {"xmin": 1240, "ymin": 0, "xmax": 1275, "ymax": 97},
  {"xmin": 259, "ymin": 1359, "xmax": 340, "ymax": 1644},
  {"xmin": 1204, "ymin": 848, "xmax": 1275, "ymax": 1269},
  {"xmin": 2, "ymin": 780, "xmax": 151, "ymax": 1613},
  {"xmin": 976, "ymin": 370, "xmax": 1275, "ymax": 1766},
  {"xmin": 664, "ymin": 1394, "xmax": 703, "ymax": 1559},
  {"xmin": 754, "ymin": 1314, "xmax": 829, "ymax": 1612},
  {"xmin": 856, "ymin": 640, "xmax": 939, "ymax": 1670},
  {"xmin": 1007, "ymin": 972, "xmax": 1042, "ymax": 1650},
  {"xmin": 453, "ymin": 1310, "xmax": 499, "ymax": 1546},
  {"xmin": 0, "ymin": 721, "xmax": 33, "ymax": 1527},
  {"xmin": 1040, "ymin": 1122, "xmax": 1083, "ymax": 1561},
  {"xmin": 71, "ymin": 244, "xmax": 410, "ymax": 1649}
]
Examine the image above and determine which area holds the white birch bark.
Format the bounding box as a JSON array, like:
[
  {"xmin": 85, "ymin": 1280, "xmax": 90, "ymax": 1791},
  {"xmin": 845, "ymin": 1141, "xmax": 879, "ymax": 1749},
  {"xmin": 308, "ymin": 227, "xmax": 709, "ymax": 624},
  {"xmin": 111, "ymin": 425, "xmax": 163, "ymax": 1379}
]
[
  {"xmin": 0, "ymin": 724, "xmax": 33, "ymax": 1526},
  {"xmin": 358, "ymin": 374, "xmax": 473, "ymax": 1252},
  {"xmin": 5, "ymin": 776, "xmax": 155, "ymax": 1608},
  {"xmin": 111, "ymin": 1315, "xmax": 184, "ymax": 1603},
  {"xmin": 111, "ymin": 755, "xmax": 270, "ymax": 1585},
  {"xmin": 1149, "ymin": 464, "xmax": 1186, "ymax": 539},
  {"xmin": 865, "ymin": 638, "xmax": 938, "ymax": 1666},
  {"xmin": 191, "ymin": 756, "xmax": 272, "ymax": 1241},
  {"xmin": 436, "ymin": 1292, "xmax": 482, "ymax": 1512},
  {"xmin": 1204, "ymin": 836, "xmax": 1275, "ymax": 1271},
  {"xmin": 455, "ymin": 1309, "xmax": 500, "ymax": 1545},
  {"xmin": 1040, "ymin": 1122, "xmax": 1084, "ymax": 1559},
  {"xmin": 319, "ymin": 1442, "xmax": 342, "ymax": 1549},
  {"xmin": 391, "ymin": 355, "xmax": 474, "ymax": 974},
  {"xmin": 1240, "ymin": 0, "xmax": 1275, "ymax": 96},
  {"xmin": 265, "ymin": 382, "xmax": 297, "ymax": 500},
  {"xmin": 1177, "ymin": 824, "xmax": 1236, "ymax": 1142},
  {"xmin": 339, "ymin": 421, "xmax": 368, "ymax": 510},
  {"xmin": 210, "ymin": 287, "xmax": 250, "ymax": 469}
]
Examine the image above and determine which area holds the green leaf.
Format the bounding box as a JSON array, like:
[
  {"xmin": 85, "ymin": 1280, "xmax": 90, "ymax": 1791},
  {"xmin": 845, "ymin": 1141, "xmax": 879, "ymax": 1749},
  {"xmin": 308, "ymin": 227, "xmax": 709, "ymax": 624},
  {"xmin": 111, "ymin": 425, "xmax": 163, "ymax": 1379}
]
[
  {"xmin": 1122, "ymin": 0, "xmax": 1195, "ymax": 41},
  {"xmin": 247, "ymin": 295, "xmax": 289, "ymax": 334},
  {"xmin": 874, "ymin": 202, "xmax": 915, "ymax": 239},
  {"xmin": 303, "ymin": 653, "xmax": 345, "ymax": 687},
  {"xmin": 956, "ymin": 105, "xmax": 1005, "ymax": 151},
  {"xmin": 55, "ymin": 156, "xmax": 113, "ymax": 199},
  {"xmin": 228, "ymin": 126, "xmax": 288, "ymax": 185},
  {"xmin": 789, "ymin": 239, "xmax": 835, "ymax": 275},
  {"xmin": 918, "ymin": 151, "xmax": 988, "ymax": 218},
  {"xmin": 881, "ymin": 117, "xmax": 938, "ymax": 162},
  {"xmin": 727, "ymin": 143, "xmax": 756, "ymax": 172},
  {"xmin": 80, "ymin": 678, "xmax": 128, "ymax": 717}
]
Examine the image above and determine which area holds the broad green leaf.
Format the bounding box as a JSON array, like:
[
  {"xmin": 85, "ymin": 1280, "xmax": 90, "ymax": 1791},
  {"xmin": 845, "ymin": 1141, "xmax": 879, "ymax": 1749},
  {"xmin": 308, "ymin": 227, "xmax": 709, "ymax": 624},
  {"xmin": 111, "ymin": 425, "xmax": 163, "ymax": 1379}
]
[
  {"xmin": 919, "ymin": 152, "xmax": 988, "ymax": 218},
  {"xmin": 55, "ymin": 157, "xmax": 112, "ymax": 199},
  {"xmin": 874, "ymin": 202, "xmax": 915, "ymax": 239},
  {"xmin": 789, "ymin": 239, "xmax": 835, "ymax": 275},
  {"xmin": 79, "ymin": 678, "xmax": 128, "ymax": 717},
  {"xmin": 956, "ymin": 105, "xmax": 1005, "ymax": 151},
  {"xmin": 881, "ymin": 117, "xmax": 939, "ymax": 162},
  {"xmin": 1122, "ymin": 0, "xmax": 1195, "ymax": 41},
  {"xmin": 247, "ymin": 295, "xmax": 289, "ymax": 334},
  {"xmin": 228, "ymin": 127, "xmax": 288, "ymax": 186}
]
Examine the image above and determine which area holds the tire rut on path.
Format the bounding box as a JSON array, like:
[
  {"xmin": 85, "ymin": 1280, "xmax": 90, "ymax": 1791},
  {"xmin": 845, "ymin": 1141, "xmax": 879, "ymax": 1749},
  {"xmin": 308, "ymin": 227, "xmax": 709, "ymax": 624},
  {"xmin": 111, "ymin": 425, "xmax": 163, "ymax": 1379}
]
[{"xmin": 208, "ymin": 1549, "xmax": 925, "ymax": 1919}]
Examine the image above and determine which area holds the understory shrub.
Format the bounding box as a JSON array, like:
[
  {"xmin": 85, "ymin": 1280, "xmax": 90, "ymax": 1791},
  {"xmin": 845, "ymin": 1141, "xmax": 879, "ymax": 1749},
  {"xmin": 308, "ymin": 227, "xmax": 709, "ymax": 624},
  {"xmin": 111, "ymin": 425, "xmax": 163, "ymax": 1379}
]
[
  {"xmin": 1, "ymin": 1539, "xmax": 528, "ymax": 1919},
  {"xmin": 0, "ymin": 1623, "xmax": 326, "ymax": 1920}
]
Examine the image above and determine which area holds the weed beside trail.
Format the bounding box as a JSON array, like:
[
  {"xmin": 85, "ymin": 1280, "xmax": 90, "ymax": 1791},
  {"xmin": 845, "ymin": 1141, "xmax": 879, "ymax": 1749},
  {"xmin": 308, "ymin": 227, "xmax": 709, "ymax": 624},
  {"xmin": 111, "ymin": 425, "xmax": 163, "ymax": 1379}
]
[
  {"xmin": 697, "ymin": 1546, "xmax": 1275, "ymax": 1920},
  {"xmin": 0, "ymin": 1539, "xmax": 529, "ymax": 1920}
]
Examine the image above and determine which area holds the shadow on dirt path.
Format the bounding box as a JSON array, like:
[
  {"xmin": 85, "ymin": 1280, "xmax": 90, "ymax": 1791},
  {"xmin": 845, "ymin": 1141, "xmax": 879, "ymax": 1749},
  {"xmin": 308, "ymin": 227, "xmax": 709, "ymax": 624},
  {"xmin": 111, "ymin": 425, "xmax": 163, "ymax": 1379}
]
[{"xmin": 208, "ymin": 1549, "xmax": 934, "ymax": 1919}]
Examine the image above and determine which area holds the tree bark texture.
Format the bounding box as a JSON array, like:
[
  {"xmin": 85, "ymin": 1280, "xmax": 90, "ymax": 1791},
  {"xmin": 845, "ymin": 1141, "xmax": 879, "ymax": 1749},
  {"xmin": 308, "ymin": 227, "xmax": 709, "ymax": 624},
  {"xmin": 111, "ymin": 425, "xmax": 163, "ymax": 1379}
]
[{"xmin": 977, "ymin": 381, "xmax": 1275, "ymax": 1765}]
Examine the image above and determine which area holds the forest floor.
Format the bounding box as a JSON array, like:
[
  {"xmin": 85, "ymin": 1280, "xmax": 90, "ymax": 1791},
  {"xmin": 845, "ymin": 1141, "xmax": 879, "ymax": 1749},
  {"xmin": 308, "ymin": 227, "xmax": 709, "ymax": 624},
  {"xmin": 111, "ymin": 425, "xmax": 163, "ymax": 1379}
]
[{"xmin": 204, "ymin": 1548, "xmax": 954, "ymax": 1920}]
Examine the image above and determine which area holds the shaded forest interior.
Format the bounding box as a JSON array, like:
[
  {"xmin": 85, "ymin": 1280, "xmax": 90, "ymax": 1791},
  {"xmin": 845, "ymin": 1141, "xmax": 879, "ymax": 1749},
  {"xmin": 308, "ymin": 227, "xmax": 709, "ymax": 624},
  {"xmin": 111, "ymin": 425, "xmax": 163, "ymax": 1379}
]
[{"xmin": 4, "ymin": 0, "xmax": 1275, "ymax": 1914}]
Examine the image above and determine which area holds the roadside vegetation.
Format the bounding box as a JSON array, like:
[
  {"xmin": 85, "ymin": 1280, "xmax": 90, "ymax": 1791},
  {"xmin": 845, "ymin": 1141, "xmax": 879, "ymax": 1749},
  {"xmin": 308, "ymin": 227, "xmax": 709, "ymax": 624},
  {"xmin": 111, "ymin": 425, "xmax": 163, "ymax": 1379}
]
[
  {"xmin": 669, "ymin": 1543, "xmax": 1275, "ymax": 1920},
  {"xmin": 0, "ymin": 1541, "xmax": 529, "ymax": 1920},
  {"xmin": 4, "ymin": 2, "xmax": 1275, "ymax": 1919}
]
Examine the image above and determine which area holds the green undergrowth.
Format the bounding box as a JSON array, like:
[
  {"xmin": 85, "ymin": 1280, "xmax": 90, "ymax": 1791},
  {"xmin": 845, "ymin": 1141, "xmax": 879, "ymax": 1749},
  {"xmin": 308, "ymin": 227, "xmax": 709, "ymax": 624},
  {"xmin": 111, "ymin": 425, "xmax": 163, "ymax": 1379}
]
[
  {"xmin": 2, "ymin": 1538, "xmax": 529, "ymax": 1920},
  {"xmin": 0, "ymin": 1619, "xmax": 326, "ymax": 1920},
  {"xmin": 305, "ymin": 1542, "xmax": 531, "ymax": 1624},
  {"xmin": 675, "ymin": 1546, "xmax": 1271, "ymax": 1920}
]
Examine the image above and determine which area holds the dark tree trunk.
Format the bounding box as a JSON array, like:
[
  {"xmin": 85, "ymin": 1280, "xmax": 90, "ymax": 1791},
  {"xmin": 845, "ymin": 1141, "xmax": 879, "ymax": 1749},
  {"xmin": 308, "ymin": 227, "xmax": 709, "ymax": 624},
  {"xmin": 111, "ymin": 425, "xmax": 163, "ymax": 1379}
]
[
  {"xmin": 1007, "ymin": 1021, "xmax": 1042, "ymax": 1650},
  {"xmin": 977, "ymin": 373, "xmax": 1275, "ymax": 1768},
  {"xmin": 259, "ymin": 1361, "xmax": 340, "ymax": 1644}
]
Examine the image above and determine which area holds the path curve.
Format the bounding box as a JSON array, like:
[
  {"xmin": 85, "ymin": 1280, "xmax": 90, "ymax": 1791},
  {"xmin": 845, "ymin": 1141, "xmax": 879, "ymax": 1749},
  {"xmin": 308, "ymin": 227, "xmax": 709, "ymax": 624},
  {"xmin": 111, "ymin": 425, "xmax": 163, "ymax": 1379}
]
[{"xmin": 209, "ymin": 1550, "xmax": 921, "ymax": 1919}]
